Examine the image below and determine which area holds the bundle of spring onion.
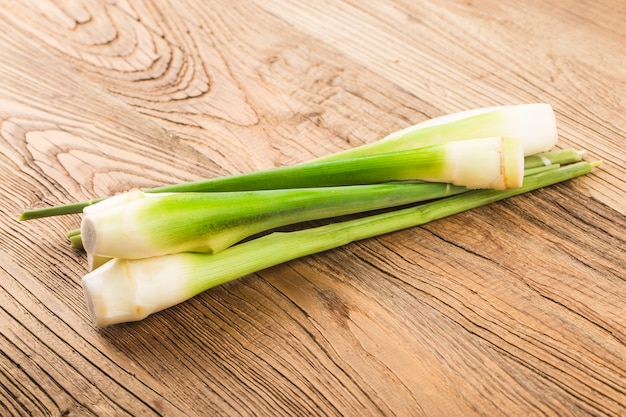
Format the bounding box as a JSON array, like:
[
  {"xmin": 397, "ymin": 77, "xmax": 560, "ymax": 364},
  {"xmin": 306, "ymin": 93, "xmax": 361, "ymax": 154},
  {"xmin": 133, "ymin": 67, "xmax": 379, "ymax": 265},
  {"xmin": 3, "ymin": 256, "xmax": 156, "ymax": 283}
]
[{"xmin": 19, "ymin": 103, "xmax": 600, "ymax": 326}]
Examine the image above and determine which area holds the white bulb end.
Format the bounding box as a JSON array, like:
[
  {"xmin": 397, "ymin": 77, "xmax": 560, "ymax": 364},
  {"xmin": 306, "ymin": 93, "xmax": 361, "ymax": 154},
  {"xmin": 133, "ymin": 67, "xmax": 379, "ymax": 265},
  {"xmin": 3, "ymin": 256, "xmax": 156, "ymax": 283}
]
[{"xmin": 82, "ymin": 256, "xmax": 191, "ymax": 326}]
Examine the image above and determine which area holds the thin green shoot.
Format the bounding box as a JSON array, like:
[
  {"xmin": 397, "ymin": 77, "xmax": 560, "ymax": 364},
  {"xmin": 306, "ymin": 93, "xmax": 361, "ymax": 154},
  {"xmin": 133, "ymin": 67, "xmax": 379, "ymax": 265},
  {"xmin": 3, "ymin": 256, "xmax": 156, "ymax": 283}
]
[{"xmin": 20, "ymin": 146, "xmax": 580, "ymax": 222}]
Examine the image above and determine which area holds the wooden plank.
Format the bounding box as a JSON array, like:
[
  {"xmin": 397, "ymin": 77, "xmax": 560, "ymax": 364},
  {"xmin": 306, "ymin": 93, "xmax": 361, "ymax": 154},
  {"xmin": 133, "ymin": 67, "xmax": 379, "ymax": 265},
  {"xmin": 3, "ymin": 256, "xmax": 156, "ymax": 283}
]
[{"xmin": 0, "ymin": 0, "xmax": 624, "ymax": 416}]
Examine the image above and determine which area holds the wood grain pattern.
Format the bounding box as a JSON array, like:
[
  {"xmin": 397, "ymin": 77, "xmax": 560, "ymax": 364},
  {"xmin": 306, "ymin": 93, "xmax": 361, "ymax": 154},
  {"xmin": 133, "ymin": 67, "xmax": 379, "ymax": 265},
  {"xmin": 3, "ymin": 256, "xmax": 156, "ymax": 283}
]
[{"xmin": 1, "ymin": 0, "xmax": 624, "ymax": 416}]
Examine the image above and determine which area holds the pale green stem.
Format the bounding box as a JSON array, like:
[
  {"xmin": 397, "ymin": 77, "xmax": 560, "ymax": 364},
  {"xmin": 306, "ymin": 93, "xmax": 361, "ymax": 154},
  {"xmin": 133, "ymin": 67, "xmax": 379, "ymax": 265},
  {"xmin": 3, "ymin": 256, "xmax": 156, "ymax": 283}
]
[
  {"xmin": 83, "ymin": 160, "xmax": 598, "ymax": 326},
  {"xmin": 67, "ymin": 149, "xmax": 581, "ymax": 251},
  {"xmin": 81, "ymin": 182, "xmax": 467, "ymax": 259},
  {"xmin": 312, "ymin": 103, "xmax": 557, "ymax": 162},
  {"xmin": 187, "ymin": 161, "xmax": 597, "ymax": 296},
  {"xmin": 23, "ymin": 146, "xmax": 578, "ymax": 222}
]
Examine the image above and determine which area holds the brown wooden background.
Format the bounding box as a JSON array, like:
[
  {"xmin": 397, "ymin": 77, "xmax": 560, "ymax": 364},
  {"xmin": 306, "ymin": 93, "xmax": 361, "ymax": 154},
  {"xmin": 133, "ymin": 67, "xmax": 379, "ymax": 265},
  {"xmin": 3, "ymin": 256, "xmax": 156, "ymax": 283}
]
[{"xmin": 1, "ymin": 1, "xmax": 625, "ymax": 416}]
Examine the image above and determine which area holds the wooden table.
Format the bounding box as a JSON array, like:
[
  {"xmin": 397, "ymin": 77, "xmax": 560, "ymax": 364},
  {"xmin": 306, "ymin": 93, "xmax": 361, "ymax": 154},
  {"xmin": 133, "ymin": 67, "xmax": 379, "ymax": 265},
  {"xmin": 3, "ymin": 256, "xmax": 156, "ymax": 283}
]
[{"xmin": 1, "ymin": 1, "xmax": 624, "ymax": 416}]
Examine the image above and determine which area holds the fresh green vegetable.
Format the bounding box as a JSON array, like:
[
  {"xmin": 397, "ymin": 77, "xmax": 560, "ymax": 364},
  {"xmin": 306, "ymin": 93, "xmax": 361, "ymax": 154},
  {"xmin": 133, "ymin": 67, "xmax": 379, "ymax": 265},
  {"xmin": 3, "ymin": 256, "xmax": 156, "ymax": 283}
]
[
  {"xmin": 313, "ymin": 103, "xmax": 557, "ymax": 162},
  {"xmin": 20, "ymin": 136, "xmax": 523, "ymax": 221},
  {"xmin": 79, "ymin": 136, "xmax": 525, "ymax": 260},
  {"xmin": 82, "ymin": 160, "xmax": 599, "ymax": 326},
  {"xmin": 20, "ymin": 104, "xmax": 557, "ymax": 221},
  {"xmin": 68, "ymin": 147, "xmax": 583, "ymax": 253},
  {"xmin": 76, "ymin": 164, "xmax": 564, "ymax": 272},
  {"xmin": 17, "ymin": 103, "xmax": 595, "ymax": 329},
  {"xmin": 81, "ymin": 182, "xmax": 467, "ymax": 260}
]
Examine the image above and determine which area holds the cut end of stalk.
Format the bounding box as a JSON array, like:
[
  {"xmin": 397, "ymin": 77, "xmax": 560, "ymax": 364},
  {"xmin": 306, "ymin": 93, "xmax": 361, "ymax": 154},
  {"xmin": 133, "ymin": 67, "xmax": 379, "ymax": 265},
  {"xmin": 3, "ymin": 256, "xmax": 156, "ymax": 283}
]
[
  {"xmin": 82, "ymin": 255, "xmax": 193, "ymax": 326},
  {"xmin": 82, "ymin": 259, "xmax": 138, "ymax": 327},
  {"xmin": 445, "ymin": 136, "xmax": 524, "ymax": 189},
  {"xmin": 80, "ymin": 217, "xmax": 98, "ymax": 255},
  {"xmin": 502, "ymin": 136, "xmax": 524, "ymax": 189},
  {"xmin": 503, "ymin": 103, "xmax": 558, "ymax": 156},
  {"xmin": 67, "ymin": 228, "xmax": 84, "ymax": 250}
]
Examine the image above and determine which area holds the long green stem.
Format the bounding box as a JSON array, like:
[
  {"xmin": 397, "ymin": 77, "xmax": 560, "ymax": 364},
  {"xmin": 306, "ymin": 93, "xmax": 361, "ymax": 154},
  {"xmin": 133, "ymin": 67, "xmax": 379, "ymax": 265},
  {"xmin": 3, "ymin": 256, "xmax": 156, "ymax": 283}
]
[
  {"xmin": 20, "ymin": 147, "xmax": 580, "ymax": 221},
  {"xmin": 187, "ymin": 161, "xmax": 597, "ymax": 295},
  {"xmin": 312, "ymin": 103, "xmax": 557, "ymax": 161},
  {"xmin": 81, "ymin": 182, "xmax": 467, "ymax": 259},
  {"xmin": 82, "ymin": 160, "xmax": 598, "ymax": 326},
  {"xmin": 68, "ymin": 161, "xmax": 567, "ymax": 252}
]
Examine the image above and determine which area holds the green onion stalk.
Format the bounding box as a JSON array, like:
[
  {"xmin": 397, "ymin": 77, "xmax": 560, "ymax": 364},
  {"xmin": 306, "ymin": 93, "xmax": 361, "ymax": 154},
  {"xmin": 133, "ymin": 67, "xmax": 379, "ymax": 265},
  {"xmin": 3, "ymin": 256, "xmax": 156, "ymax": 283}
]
[
  {"xmin": 19, "ymin": 104, "xmax": 555, "ymax": 221},
  {"xmin": 79, "ymin": 155, "xmax": 572, "ymax": 271},
  {"xmin": 79, "ymin": 136, "xmax": 523, "ymax": 260},
  {"xmin": 81, "ymin": 182, "xmax": 468, "ymax": 260},
  {"xmin": 82, "ymin": 160, "xmax": 599, "ymax": 327},
  {"xmin": 70, "ymin": 146, "xmax": 581, "ymax": 255},
  {"xmin": 77, "ymin": 147, "xmax": 581, "ymax": 270},
  {"xmin": 312, "ymin": 103, "xmax": 557, "ymax": 162}
]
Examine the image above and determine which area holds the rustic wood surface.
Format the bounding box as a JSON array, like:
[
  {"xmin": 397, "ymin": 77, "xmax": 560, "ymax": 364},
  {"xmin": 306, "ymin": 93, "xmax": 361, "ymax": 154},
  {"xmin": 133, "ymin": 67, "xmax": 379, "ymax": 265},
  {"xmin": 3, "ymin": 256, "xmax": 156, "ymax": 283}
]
[{"xmin": 1, "ymin": 0, "xmax": 624, "ymax": 416}]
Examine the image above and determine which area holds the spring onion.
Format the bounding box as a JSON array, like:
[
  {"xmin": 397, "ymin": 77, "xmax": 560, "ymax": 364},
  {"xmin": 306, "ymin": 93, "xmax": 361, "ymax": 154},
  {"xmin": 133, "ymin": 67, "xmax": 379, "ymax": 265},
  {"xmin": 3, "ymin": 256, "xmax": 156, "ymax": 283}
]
[
  {"xmin": 313, "ymin": 103, "xmax": 557, "ymax": 162},
  {"xmin": 80, "ymin": 162, "xmax": 567, "ymax": 270},
  {"xmin": 78, "ymin": 136, "xmax": 524, "ymax": 260},
  {"xmin": 82, "ymin": 160, "xmax": 599, "ymax": 326},
  {"xmin": 81, "ymin": 182, "xmax": 467, "ymax": 260},
  {"xmin": 67, "ymin": 147, "xmax": 581, "ymax": 253},
  {"xmin": 16, "ymin": 102, "xmax": 597, "ymax": 328},
  {"xmin": 19, "ymin": 104, "xmax": 556, "ymax": 221},
  {"xmin": 22, "ymin": 136, "xmax": 516, "ymax": 220},
  {"xmin": 77, "ymin": 159, "xmax": 575, "ymax": 271}
]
